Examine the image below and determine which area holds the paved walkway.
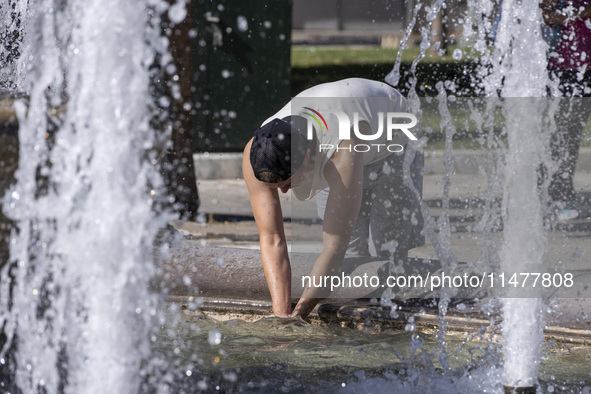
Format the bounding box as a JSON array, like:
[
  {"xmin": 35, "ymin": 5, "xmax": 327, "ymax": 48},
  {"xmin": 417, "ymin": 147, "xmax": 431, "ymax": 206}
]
[{"xmin": 184, "ymin": 169, "xmax": 591, "ymax": 271}]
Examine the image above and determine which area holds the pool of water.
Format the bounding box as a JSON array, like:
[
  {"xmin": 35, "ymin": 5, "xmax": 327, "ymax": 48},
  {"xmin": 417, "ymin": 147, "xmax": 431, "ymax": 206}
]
[{"xmin": 144, "ymin": 304, "xmax": 591, "ymax": 393}]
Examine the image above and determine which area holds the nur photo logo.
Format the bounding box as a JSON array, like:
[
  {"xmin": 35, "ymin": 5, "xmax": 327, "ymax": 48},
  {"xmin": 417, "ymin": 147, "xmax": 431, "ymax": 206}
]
[{"xmin": 299, "ymin": 107, "xmax": 419, "ymax": 153}]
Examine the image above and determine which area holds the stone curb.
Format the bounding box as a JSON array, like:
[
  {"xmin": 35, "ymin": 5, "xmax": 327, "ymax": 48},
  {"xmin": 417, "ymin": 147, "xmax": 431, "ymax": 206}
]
[
  {"xmin": 161, "ymin": 244, "xmax": 591, "ymax": 336},
  {"xmin": 194, "ymin": 152, "xmax": 244, "ymax": 180},
  {"xmin": 194, "ymin": 148, "xmax": 591, "ymax": 179}
]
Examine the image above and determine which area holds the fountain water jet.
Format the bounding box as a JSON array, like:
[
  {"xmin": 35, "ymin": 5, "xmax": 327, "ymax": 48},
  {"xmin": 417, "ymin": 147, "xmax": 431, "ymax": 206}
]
[
  {"xmin": 477, "ymin": 0, "xmax": 550, "ymax": 391},
  {"xmin": 387, "ymin": 0, "xmax": 554, "ymax": 390},
  {"xmin": 0, "ymin": 0, "xmax": 176, "ymax": 392}
]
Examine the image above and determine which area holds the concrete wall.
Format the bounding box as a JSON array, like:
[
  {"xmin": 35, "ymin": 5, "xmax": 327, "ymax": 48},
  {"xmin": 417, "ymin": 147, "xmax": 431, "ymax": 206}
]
[{"xmin": 292, "ymin": 0, "xmax": 406, "ymax": 31}]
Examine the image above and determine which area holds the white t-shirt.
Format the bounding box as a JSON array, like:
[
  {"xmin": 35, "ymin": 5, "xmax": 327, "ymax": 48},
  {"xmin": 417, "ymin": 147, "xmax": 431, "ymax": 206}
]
[{"xmin": 261, "ymin": 78, "xmax": 408, "ymax": 200}]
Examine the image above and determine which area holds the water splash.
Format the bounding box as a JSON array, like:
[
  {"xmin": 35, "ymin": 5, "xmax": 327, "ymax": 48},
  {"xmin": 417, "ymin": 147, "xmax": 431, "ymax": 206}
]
[
  {"xmin": 389, "ymin": 0, "xmax": 553, "ymax": 388},
  {"xmin": 470, "ymin": 0, "xmax": 550, "ymax": 388},
  {"xmin": 0, "ymin": 1, "xmax": 175, "ymax": 392},
  {"xmin": 386, "ymin": 0, "xmax": 446, "ymax": 94},
  {"xmin": 0, "ymin": 0, "xmax": 28, "ymax": 90}
]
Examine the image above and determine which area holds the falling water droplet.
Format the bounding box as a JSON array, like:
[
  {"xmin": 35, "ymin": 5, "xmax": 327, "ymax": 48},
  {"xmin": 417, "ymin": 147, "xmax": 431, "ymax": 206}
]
[
  {"xmin": 237, "ymin": 15, "xmax": 248, "ymax": 32},
  {"xmin": 208, "ymin": 330, "xmax": 222, "ymax": 345},
  {"xmin": 168, "ymin": 1, "xmax": 187, "ymax": 24}
]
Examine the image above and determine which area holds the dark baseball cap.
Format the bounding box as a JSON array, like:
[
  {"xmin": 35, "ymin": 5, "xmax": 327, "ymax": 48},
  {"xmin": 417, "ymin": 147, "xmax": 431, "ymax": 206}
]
[{"xmin": 250, "ymin": 116, "xmax": 309, "ymax": 183}]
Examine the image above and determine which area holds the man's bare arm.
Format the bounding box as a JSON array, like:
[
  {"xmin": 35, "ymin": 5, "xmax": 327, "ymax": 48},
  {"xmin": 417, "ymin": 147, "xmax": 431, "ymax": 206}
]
[
  {"xmin": 243, "ymin": 139, "xmax": 292, "ymax": 317},
  {"xmin": 291, "ymin": 138, "xmax": 364, "ymax": 318}
]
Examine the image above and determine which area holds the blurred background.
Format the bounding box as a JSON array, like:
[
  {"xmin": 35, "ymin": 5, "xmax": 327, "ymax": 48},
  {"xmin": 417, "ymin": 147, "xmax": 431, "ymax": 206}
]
[{"xmin": 186, "ymin": 0, "xmax": 472, "ymax": 153}]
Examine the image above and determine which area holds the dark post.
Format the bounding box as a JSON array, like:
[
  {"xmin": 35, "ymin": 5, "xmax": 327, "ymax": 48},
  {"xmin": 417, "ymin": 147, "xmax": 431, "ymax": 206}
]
[
  {"xmin": 0, "ymin": 102, "xmax": 18, "ymax": 270},
  {"xmin": 161, "ymin": 1, "xmax": 200, "ymax": 219}
]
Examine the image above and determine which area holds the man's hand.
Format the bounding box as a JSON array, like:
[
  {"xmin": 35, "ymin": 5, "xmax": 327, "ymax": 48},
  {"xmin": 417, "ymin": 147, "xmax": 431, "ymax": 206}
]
[{"xmin": 290, "ymin": 299, "xmax": 317, "ymax": 318}]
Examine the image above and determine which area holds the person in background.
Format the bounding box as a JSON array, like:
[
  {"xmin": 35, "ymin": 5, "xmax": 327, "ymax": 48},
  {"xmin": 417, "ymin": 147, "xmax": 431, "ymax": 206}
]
[{"xmin": 541, "ymin": 0, "xmax": 591, "ymax": 220}]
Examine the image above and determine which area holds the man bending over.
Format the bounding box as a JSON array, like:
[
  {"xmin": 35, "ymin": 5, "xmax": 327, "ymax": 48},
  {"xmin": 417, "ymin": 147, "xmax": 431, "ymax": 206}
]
[{"xmin": 242, "ymin": 78, "xmax": 424, "ymax": 318}]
